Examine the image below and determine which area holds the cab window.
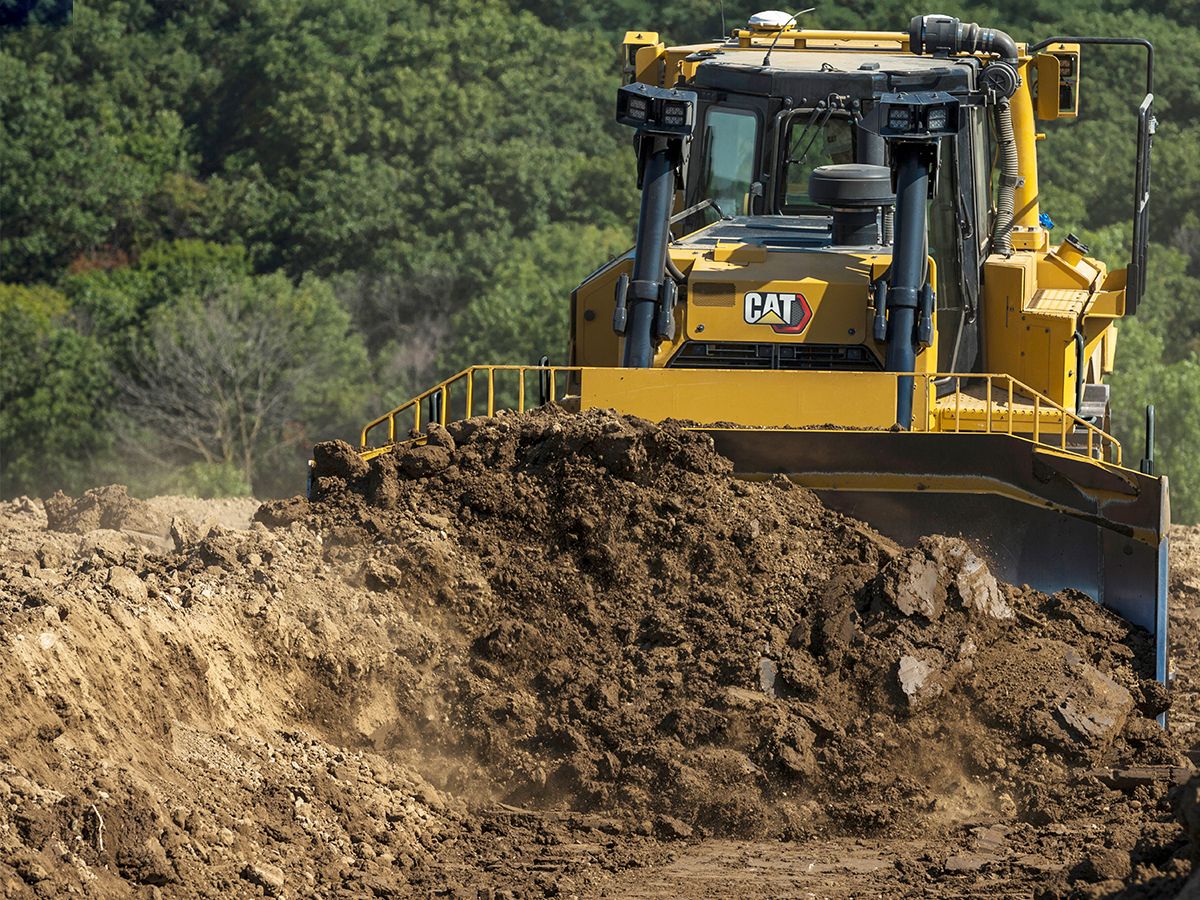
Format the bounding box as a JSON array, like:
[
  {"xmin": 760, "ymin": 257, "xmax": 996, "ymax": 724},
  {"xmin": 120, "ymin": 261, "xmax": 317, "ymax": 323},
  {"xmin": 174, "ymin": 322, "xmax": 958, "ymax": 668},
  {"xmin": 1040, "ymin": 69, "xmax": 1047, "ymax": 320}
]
[
  {"xmin": 780, "ymin": 113, "xmax": 856, "ymax": 211},
  {"xmin": 696, "ymin": 107, "xmax": 758, "ymax": 216}
]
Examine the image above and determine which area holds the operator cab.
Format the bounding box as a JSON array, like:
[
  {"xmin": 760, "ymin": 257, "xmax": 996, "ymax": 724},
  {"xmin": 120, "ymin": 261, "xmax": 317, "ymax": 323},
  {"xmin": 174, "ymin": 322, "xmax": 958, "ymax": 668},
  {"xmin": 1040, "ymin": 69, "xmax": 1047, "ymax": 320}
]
[{"xmin": 671, "ymin": 49, "xmax": 992, "ymax": 373}]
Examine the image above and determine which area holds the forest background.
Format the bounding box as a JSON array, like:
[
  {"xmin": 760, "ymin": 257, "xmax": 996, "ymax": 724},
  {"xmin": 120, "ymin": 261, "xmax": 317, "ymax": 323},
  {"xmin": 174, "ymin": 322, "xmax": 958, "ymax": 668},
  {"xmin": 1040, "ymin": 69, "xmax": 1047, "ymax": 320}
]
[{"xmin": 2, "ymin": 0, "xmax": 1198, "ymax": 515}]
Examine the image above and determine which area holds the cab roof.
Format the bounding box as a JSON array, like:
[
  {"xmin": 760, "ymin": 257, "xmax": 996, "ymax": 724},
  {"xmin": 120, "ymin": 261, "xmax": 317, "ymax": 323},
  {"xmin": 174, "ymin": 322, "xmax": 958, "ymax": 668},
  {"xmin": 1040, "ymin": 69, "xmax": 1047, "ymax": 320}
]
[{"xmin": 685, "ymin": 47, "xmax": 977, "ymax": 99}]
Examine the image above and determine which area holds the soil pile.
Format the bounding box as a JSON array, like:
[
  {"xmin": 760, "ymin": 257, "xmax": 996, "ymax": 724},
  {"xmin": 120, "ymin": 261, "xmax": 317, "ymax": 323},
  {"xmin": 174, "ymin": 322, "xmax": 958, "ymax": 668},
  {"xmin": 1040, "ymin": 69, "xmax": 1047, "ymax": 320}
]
[
  {"xmin": 0, "ymin": 407, "xmax": 1194, "ymax": 897},
  {"xmin": 293, "ymin": 408, "xmax": 1177, "ymax": 843}
]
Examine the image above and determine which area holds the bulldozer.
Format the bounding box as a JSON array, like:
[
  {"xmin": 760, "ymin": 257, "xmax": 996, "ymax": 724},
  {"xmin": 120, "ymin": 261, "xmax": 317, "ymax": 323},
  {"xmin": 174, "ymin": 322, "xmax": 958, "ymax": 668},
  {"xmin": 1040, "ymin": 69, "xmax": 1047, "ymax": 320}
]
[{"xmin": 353, "ymin": 14, "xmax": 1166, "ymax": 683}]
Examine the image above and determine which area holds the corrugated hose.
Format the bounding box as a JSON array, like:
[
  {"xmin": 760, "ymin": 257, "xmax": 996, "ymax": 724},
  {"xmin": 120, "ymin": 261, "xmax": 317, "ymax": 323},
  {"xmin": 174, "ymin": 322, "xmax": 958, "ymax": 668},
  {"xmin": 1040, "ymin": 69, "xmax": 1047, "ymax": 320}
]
[{"xmin": 992, "ymin": 97, "xmax": 1019, "ymax": 256}]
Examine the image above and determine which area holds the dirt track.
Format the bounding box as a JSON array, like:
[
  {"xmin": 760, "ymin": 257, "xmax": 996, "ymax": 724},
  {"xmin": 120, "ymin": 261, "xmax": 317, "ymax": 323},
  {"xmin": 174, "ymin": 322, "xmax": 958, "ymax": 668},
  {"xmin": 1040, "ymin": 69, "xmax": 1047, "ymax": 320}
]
[{"xmin": 2, "ymin": 410, "xmax": 1199, "ymax": 897}]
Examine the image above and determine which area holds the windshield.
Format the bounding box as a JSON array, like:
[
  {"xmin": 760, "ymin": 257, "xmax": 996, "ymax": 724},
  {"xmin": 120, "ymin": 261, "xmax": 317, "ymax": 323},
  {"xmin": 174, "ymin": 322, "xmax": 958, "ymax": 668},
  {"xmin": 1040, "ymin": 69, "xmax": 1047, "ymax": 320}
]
[
  {"xmin": 696, "ymin": 107, "xmax": 758, "ymax": 217},
  {"xmin": 780, "ymin": 112, "xmax": 856, "ymax": 211}
]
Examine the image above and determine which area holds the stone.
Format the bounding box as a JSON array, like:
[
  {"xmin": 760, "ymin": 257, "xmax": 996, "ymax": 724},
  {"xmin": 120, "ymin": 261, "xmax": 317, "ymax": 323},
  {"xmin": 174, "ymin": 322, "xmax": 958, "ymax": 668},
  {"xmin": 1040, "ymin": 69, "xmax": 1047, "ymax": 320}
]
[
  {"xmin": 942, "ymin": 543, "xmax": 1013, "ymax": 619},
  {"xmin": 654, "ymin": 815, "xmax": 693, "ymax": 839},
  {"xmin": 312, "ymin": 440, "xmax": 369, "ymax": 482},
  {"xmin": 1073, "ymin": 848, "xmax": 1132, "ymax": 883},
  {"xmin": 242, "ymin": 861, "xmax": 285, "ymax": 895},
  {"xmin": 898, "ymin": 655, "xmax": 935, "ymax": 701},
  {"xmin": 169, "ymin": 516, "xmax": 200, "ymax": 553},
  {"xmin": 423, "ymin": 423, "xmax": 456, "ymax": 450},
  {"xmin": 882, "ymin": 550, "xmax": 945, "ymax": 619},
  {"xmin": 944, "ymin": 853, "xmax": 987, "ymax": 873},
  {"xmin": 107, "ymin": 566, "xmax": 148, "ymax": 604},
  {"xmin": 1054, "ymin": 656, "xmax": 1134, "ymax": 748}
]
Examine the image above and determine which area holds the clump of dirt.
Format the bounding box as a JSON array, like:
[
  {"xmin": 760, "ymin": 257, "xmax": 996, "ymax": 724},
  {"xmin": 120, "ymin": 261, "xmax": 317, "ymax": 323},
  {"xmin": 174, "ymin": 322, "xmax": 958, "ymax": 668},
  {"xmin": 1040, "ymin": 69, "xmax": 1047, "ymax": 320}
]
[
  {"xmin": 44, "ymin": 484, "xmax": 166, "ymax": 535},
  {"xmin": 40, "ymin": 486, "xmax": 258, "ymax": 551},
  {"xmin": 0, "ymin": 408, "xmax": 1193, "ymax": 897}
]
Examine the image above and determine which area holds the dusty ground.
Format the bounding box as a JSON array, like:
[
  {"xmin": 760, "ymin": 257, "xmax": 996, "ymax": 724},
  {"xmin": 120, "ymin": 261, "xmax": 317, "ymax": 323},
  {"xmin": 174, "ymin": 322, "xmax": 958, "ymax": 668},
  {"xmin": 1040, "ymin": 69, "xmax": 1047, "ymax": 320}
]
[{"xmin": 1, "ymin": 409, "xmax": 1198, "ymax": 897}]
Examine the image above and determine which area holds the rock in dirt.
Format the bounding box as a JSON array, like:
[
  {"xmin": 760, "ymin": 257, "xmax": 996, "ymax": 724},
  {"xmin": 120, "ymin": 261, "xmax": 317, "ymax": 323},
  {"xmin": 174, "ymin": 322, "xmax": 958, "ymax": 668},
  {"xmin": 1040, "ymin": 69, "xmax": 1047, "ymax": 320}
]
[
  {"xmin": 1072, "ymin": 847, "xmax": 1133, "ymax": 883},
  {"xmin": 1047, "ymin": 650, "xmax": 1135, "ymax": 751},
  {"xmin": 882, "ymin": 548, "xmax": 947, "ymax": 619},
  {"xmin": 397, "ymin": 443, "xmax": 453, "ymax": 477},
  {"xmin": 312, "ymin": 439, "xmax": 370, "ymax": 481},
  {"xmin": 106, "ymin": 565, "xmax": 148, "ymax": 604},
  {"xmin": 880, "ymin": 537, "xmax": 1013, "ymax": 621},
  {"xmin": 242, "ymin": 861, "xmax": 285, "ymax": 894},
  {"xmin": 897, "ymin": 654, "xmax": 939, "ymax": 706}
]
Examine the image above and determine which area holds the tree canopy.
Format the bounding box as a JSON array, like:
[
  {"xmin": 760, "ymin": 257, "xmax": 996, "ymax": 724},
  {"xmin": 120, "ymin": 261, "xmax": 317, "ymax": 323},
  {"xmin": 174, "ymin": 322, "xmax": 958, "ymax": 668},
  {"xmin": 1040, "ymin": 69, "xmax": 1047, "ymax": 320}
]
[{"xmin": 1, "ymin": 0, "xmax": 1198, "ymax": 512}]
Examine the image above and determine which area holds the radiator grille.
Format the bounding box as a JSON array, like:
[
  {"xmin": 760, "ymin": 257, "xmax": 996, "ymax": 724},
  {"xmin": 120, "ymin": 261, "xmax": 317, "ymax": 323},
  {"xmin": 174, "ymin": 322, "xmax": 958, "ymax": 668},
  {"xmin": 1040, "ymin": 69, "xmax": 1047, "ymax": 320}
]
[
  {"xmin": 689, "ymin": 282, "xmax": 736, "ymax": 307},
  {"xmin": 670, "ymin": 341, "xmax": 882, "ymax": 371}
]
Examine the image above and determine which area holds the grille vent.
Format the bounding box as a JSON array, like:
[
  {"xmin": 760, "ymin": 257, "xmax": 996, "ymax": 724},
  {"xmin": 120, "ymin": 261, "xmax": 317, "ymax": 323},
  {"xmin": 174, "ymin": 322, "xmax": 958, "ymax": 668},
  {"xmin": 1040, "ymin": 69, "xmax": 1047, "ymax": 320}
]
[
  {"xmin": 689, "ymin": 282, "xmax": 736, "ymax": 307},
  {"xmin": 670, "ymin": 341, "xmax": 881, "ymax": 371}
]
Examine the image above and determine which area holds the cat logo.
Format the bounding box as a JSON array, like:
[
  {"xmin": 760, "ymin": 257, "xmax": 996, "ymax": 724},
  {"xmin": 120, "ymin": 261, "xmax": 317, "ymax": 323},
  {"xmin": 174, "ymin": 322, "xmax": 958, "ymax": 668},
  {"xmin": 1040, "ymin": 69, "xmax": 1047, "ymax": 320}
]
[{"xmin": 743, "ymin": 291, "xmax": 813, "ymax": 334}]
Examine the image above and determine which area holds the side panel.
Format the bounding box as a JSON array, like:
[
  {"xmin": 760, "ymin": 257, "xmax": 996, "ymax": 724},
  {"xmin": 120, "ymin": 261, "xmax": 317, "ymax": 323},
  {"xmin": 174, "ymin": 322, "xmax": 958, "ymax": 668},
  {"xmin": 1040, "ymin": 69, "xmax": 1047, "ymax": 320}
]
[
  {"xmin": 579, "ymin": 368, "xmax": 913, "ymax": 429},
  {"xmin": 572, "ymin": 255, "xmax": 632, "ymax": 368}
]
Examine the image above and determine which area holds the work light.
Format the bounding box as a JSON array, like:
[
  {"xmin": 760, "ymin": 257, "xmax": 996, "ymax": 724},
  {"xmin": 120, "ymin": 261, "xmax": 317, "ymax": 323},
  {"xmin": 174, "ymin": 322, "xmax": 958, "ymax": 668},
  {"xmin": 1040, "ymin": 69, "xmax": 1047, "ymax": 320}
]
[
  {"xmin": 616, "ymin": 83, "xmax": 697, "ymax": 136},
  {"xmin": 877, "ymin": 91, "xmax": 961, "ymax": 139}
]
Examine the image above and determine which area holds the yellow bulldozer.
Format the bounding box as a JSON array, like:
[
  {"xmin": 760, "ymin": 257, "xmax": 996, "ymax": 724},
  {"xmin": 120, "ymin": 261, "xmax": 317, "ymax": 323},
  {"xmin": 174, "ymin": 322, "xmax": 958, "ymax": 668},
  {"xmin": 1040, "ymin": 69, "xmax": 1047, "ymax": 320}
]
[{"xmin": 352, "ymin": 14, "xmax": 1166, "ymax": 684}]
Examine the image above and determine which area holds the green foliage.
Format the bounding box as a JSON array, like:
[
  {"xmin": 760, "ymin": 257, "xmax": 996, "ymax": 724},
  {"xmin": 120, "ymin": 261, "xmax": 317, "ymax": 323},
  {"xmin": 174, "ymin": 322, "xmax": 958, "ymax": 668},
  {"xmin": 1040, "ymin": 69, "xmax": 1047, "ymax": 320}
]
[
  {"xmin": 0, "ymin": 284, "xmax": 112, "ymax": 495},
  {"xmin": 0, "ymin": 0, "xmax": 1198, "ymax": 513},
  {"xmin": 112, "ymin": 258, "xmax": 369, "ymax": 497},
  {"xmin": 443, "ymin": 223, "xmax": 631, "ymax": 368}
]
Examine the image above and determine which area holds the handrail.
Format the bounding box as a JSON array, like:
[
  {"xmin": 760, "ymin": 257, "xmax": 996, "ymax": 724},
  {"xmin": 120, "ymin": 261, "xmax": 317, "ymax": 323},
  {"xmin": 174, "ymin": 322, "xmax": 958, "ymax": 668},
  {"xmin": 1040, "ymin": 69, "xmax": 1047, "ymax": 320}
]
[
  {"xmin": 918, "ymin": 372, "xmax": 1120, "ymax": 464},
  {"xmin": 360, "ymin": 366, "xmax": 1121, "ymax": 466},
  {"xmin": 360, "ymin": 365, "xmax": 582, "ymax": 449}
]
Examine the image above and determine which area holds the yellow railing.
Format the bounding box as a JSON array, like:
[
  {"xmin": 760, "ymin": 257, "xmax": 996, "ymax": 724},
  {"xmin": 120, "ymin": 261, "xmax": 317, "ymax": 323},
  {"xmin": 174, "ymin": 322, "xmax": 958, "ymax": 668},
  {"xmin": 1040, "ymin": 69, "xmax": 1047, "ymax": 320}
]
[
  {"xmin": 360, "ymin": 366, "xmax": 1121, "ymax": 466},
  {"xmin": 918, "ymin": 372, "xmax": 1121, "ymax": 465},
  {"xmin": 360, "ymin": 365, "xmax": 580, "ymax": 452}
]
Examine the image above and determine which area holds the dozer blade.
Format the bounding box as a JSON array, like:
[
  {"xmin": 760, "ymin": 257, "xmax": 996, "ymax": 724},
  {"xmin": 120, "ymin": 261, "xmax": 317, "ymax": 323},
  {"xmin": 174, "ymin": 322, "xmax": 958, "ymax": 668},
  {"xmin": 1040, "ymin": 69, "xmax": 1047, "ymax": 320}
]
[{"xmin": 704, "ymin": 428, "xmax": 1170, "ymax": 684}]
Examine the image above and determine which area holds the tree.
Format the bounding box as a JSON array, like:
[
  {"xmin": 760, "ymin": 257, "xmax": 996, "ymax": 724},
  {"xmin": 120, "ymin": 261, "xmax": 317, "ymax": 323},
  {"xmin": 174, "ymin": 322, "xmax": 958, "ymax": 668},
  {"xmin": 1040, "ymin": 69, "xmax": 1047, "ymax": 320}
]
[
  {"xmin": 117, "ymin": 272, "xmax": 370, "ymax": 496},
  {"xmin": 0, "ymin": 284, "xmax": 112, "ymax": 496},
  {"xmin": 441, "ymin": 222, "xmax": 631, "ymax": 369}
]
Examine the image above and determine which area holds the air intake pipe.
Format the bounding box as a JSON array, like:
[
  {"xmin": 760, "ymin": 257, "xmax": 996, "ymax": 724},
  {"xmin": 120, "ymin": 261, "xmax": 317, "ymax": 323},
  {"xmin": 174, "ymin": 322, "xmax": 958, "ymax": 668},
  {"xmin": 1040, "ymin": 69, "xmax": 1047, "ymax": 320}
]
[
  {"xmin": 908, "ymin": 15, "xmax": 1017, "ymax": 64},
  {"xmin": 909, "ymin": 15, "xmax": 1022, "ymax": 255}
]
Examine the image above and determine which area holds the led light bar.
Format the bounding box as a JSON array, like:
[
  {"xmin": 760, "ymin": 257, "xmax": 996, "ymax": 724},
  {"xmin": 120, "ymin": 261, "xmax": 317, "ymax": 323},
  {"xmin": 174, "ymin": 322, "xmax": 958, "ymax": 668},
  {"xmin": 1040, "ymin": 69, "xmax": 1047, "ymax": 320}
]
[
  {"xmin": 616, "ymin": 83, "xmax": 698, "ymax": 136},
  {"xmin": 877, "ymin": 91, "xmax": 962, "ymax": 139}
]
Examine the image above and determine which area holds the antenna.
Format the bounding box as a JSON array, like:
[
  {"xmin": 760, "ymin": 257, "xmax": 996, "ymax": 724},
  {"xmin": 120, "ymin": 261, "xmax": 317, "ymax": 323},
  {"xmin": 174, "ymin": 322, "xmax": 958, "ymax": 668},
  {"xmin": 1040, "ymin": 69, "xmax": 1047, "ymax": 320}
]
[
  {"xmin": 762, "ymin": 8, "xmax": 816, "ymax": 67},
  {"xmin": 719, "ymin": 0, "xmax": 726, "ymax": 37}
]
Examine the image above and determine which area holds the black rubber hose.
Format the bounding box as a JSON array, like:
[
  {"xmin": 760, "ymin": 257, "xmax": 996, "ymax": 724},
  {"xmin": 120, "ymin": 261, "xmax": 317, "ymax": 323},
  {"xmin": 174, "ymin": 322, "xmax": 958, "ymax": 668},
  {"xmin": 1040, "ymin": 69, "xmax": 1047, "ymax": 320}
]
[
  {"xmin": 908, "ymin": 16, "xmax": 1018, "ymax": 65},
  {"xmin": 992, "ymin": 98, "xmax": 1019, "ymax": 256},
  {"xmin": 665, "ymin": 252, "xmax": 686, "ymax": 284},
  {"xmin": 976, "ymin": 27, "xmax": 1017, "ymax": 64}
]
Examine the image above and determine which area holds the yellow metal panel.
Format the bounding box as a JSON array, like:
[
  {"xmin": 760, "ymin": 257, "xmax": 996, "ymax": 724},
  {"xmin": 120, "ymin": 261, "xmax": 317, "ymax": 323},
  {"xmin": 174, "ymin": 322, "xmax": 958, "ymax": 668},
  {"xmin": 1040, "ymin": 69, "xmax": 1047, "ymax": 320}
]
[
  {"xmin": 1085, "ymin": 267, "xmax": 1127, "ymax": 320},
  {"xmin": 983, "ymin": 254, "xmax": 1032, "ymax": 376},
  {"xmin": 1010, "ymin": 59, "xmax": 1042, "ymax": 228},
  {"xmin": 687, "ymin": 276, "xmax": 864, "ymax": 344},
  {"xmin": 571, "ymin": 255, "xmax": 631, "ymax": 368},
  {"xmin": 1010, "ymin": 227, "xmax": 1050, "ymax": 252},
  {"xmin": 1102, "ymin": 327, "xmax": 1118, "ymax": 375},
  {"xmin": 731, "ymin": 29, "xmax": 909, "ymax": 50},
  {"xmin": 632, "ymin": 41, "xmax": 666, "ymax": 85},
  {"xmin": 578, "ymin": 368, "xmax": 900, "ymax": 429},
  {"xmin": 711, "ymin": 243, "xmax": 768, "ymax": 264},
  {"xmin": 1027, "ymin": 288, "xmax": 1087, "ymax": 318}
]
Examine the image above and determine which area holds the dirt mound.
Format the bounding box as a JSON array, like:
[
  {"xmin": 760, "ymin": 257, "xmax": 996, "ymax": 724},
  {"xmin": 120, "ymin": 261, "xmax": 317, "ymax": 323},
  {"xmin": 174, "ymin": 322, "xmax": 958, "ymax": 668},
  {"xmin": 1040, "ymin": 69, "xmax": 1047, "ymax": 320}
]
[
  {"xmin": 283, "ymin": 408, "xmax": 1178, "ymax": 844},
  {"xmin": 0, "ymin": 408, "xmax": 1193, "ymax": 896}
]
